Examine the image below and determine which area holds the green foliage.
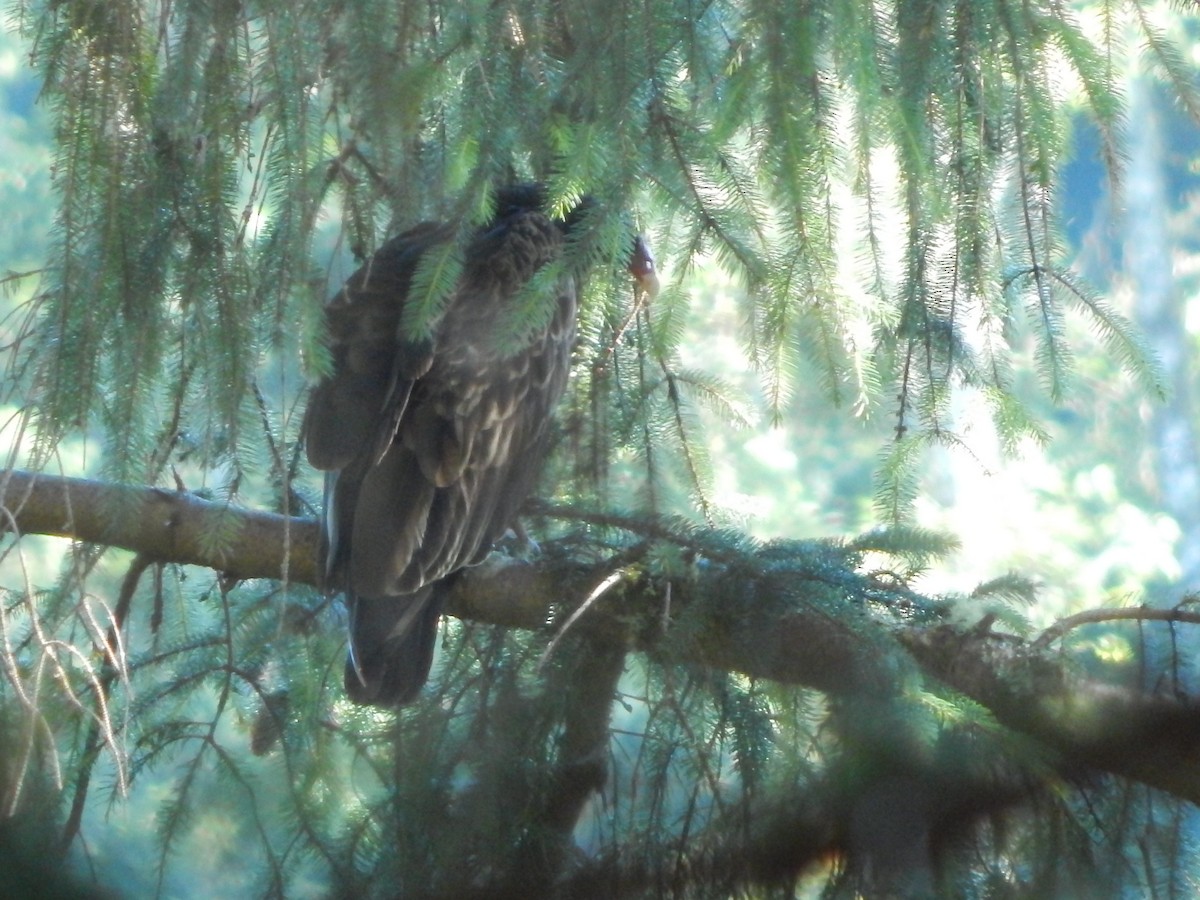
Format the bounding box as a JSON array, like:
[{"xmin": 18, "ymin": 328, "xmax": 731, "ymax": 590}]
[
  {"xmin": 1, "ymin": 0, "xmax": 1199, "ymax": 897},
  {"xmin": 5, "ymin": 0, "xmax": 1176, "ymax": 491}
]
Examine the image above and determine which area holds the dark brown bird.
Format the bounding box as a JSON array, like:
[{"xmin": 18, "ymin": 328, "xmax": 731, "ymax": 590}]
[{"xmin": 303, "ymin": 184, "xmax": 657, "ymax": 706}]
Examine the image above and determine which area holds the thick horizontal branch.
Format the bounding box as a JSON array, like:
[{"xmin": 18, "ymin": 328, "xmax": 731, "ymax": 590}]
[
  {"xmin": 5, "ymin": 468, "xmax": 1200, "ymax": 811},
  {"xmin": 550, "ymin": 755, "xmax": 1037, "ymax": 898},
  {"xmin": 903, "ymin": 625, "xmax": 1200, "ymax": 805},
  {"xmin": 0, "ymin": 468, "xmax": 321, "ymax": 584},
  {"xmin": 445, "ymin": 750, "xmax": 1036, "ymax": 900}
]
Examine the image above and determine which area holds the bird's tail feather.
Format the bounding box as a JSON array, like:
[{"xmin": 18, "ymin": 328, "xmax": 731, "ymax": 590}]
[{"xmin": 344, "ymin": 585, "xmax": 444, "ymax": 707}]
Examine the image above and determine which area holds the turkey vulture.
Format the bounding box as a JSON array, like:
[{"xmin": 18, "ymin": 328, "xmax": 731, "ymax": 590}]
[{"xmin": 303, "ymin": 184, "xmax": 657, "ymax": 706}]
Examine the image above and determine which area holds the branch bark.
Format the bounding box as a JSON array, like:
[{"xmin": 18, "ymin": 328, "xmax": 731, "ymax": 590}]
[{"xmin": 0, "ymin": 468, "xmax": 321, "ymax": 585}]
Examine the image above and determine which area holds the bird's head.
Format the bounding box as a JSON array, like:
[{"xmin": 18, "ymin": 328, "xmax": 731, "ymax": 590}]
[
  {"xmin": 628, "ymin": 233, "xmax": 659, "ymax": 300},
  {"xmin": 488, "ymin": 183, "xmax": 659, "ymax": 298}
]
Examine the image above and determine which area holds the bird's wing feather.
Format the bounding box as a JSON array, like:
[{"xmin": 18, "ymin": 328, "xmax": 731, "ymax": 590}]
[
  {"xmin": 346, "ymin": 276, "xmax": 576, "ymax": 595},
  {"xmin": 303, "ymin": 222, "xmax": 447, "ymax": 471}
]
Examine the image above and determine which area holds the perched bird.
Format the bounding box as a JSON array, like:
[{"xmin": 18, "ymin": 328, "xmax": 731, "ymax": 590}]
[{"xmin": 303, "ymin": 184, "xmax": 657, "ymax": 706}]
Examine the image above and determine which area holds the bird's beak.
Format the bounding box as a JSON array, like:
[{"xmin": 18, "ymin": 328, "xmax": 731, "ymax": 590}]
[{"xmin": 628, "ymin": 235, "xmax": 660, "ymax": 300}]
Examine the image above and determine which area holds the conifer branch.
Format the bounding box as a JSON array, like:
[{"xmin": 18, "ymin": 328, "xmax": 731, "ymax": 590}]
[
  {"xmin": 5, "ymin": 467, "xmax": 1200, "ymax": 812},
  {"xmin": 549, "ymin": 757, "xmax": 1038, "ymax": 898},
  {"xmin": 0, "ymin": 468, "xmax": 320, "ymax": 585}
]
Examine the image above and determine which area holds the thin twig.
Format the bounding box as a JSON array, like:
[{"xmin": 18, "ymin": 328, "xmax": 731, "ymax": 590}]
[
  {"xmin": 1035, "ymin": 605, "xmax": 1200, "ymax": 649},
  {"xmin": 538, "ymin": 568, "xmax": 628, "ymax": 670}
]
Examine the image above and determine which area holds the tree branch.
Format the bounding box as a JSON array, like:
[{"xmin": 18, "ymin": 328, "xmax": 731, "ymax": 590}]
[
  {"xmin": 1034, "ymin": 604, "xmax": 1200, "ymax": 648},
  {"xmin": 903, "ymin": 625, "xmax": 1200, "ymax": 805},
  {"xmin": 553, "ymin": 753, "xmax": 1039, "ymax": 898},
  {"xmin": 6, "ymin": 467, "xmax": 1200, "ymax": 812},
  {"xmin": 0, "ymin": 468, "xmax": 321, "ymax": 585}
]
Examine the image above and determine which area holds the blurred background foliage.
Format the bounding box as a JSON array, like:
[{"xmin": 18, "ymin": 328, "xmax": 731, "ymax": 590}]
[{"xmin": 1, "ymin": 1, "xmax": 1200, "ymax": 897}]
